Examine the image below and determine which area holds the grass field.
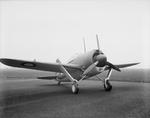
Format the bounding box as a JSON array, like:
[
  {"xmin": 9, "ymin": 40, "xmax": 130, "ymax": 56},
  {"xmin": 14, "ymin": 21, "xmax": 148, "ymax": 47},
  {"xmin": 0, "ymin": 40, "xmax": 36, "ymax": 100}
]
[{"xmin": 0, "ymin": 68, "xmax": 150, "ymax": 82}]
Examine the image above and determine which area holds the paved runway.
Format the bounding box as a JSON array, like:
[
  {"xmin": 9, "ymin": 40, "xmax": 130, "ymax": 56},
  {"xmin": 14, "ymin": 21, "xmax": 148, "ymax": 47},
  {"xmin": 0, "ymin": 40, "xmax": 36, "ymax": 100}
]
[{"xmin": 0, "ymin": 79, "xmax": 150, "ymax": 118}]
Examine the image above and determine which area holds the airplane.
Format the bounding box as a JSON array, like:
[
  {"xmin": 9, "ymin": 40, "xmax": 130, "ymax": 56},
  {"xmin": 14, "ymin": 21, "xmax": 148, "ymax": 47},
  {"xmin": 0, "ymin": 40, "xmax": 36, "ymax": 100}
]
[{"xmin": 0, "ymin": 35, "xmax": 139, "ymax": 94}]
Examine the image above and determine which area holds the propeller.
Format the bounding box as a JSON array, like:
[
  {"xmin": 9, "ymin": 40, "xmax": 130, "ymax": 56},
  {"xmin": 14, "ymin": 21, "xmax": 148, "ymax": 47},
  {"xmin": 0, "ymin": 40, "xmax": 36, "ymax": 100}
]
[
  {"xmin": 95, "ymin": 34, "xmax": 121, "ymax": 71},
  {"xmin": 83, "ymin": 61, "xmax": 99, "ymax": 75},
  {"xmin": 106, "ymin": 62, "xmax": 121, "ymax": 72},
  {"xmin": 83, "ymin": 37, "xmax": 86, "ymax": 53},
  {"xmin": 82, "ymin": 34, "xmax": 121, "ymax": 76},
  {"xmin": 95, "ymin": 34, "xmax": 107, "ymax": 67},
  {"xmin": 96, "ymin": 34, "xmax": 100, "ymax": 50}
]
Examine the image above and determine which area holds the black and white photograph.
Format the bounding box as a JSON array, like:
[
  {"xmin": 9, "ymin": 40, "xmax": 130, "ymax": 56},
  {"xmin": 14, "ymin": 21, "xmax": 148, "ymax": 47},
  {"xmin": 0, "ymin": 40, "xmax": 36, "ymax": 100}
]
[{"xmin": 0, "ymin": 0, "xmax": 150, "ymax": 118}]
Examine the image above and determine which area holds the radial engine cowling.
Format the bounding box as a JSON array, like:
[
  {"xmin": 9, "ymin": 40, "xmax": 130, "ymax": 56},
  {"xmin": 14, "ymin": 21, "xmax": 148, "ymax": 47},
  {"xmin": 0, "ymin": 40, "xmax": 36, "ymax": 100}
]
[{"xmin": 69, "ymin": 49, "xmax": 102, "ymax": 69}]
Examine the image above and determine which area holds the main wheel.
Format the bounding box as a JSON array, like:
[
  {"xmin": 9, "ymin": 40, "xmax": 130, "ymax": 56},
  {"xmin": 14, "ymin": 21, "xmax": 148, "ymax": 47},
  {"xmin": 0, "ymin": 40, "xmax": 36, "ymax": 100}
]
[
  {"xmin": 104, "ymin": 80, "xmax": 112, "ymax": 91},
  {"xmin": 57, "ymin": 81, "xmax": 61, "ymax": 85},
  {"xmin": 72, "ymin": 83, "xmax": 79, "ymax": 94}
]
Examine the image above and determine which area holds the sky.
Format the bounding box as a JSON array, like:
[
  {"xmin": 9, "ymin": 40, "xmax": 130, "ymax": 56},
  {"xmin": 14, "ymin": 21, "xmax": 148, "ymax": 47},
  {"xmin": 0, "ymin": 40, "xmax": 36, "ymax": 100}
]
[{"xmin": 0, "ymin": 0, "xmax": 150, "ymax": 69}]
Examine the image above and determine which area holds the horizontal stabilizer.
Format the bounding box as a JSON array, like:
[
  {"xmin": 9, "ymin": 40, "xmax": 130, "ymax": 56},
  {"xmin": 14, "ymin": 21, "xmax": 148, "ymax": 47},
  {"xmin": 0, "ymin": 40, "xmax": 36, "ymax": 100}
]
[{"xmin": 37, "ymin": 76, "xmax": 57, "ymax": 80}]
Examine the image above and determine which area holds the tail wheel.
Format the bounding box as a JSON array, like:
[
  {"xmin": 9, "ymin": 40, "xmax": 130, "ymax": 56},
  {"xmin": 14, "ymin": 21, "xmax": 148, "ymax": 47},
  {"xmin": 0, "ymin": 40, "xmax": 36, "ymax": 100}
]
[
  {"xmin": 72, "ymin": 83, "xmax": 79, "ymax": 94},
  {"xmin": 104, "ymin": 80, "xmax": 112, "ymax": 91}
]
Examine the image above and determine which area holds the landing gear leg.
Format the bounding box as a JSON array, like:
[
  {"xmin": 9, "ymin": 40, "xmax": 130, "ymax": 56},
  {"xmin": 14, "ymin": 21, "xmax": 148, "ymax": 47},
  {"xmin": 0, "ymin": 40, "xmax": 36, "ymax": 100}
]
[
  {"xmin": 56, "ymin": 58, "xmax": 79, "ymax": 94},
  {"xmin": 72, "ymin": 82, "xmax": 79, "ymax": 94},
  {"xmin": 104, "ymin": 69, "xmax": 112, "ymax": 91}
]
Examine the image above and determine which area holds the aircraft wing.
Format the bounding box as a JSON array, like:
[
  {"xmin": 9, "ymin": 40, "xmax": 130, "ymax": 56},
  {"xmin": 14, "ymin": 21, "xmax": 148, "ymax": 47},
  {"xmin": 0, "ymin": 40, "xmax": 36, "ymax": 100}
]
[
  {"xmin": 0, "ymin": 58, "xmax": 82, "ymax": 72},
  {"xmin": 114, "ymin": 63, "xmax": 140, "ymax": 68}
]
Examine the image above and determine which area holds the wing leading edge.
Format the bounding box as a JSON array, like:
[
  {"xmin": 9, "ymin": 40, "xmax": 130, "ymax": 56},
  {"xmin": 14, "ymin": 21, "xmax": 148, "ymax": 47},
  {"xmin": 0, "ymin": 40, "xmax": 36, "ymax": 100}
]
[{"xmin": 0, "ymin": 58, "xmax": 82, "ymax": 72}]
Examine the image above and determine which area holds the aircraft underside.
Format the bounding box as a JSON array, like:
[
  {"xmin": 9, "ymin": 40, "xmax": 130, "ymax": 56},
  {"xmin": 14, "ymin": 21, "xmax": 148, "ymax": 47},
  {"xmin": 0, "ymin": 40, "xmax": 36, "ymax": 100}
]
[
  {"xmin": 56, "ymin": 59, "xmax": 113, "ymax": 94},
  {"xmin": 56, "ymin": 75, "xmax": 112, "ymax": 94}
]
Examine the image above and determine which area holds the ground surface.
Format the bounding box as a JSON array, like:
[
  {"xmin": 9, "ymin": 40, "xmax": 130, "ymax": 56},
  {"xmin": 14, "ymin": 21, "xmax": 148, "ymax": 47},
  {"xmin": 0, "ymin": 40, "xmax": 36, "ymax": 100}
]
[{"xmin": 0, "ymin": 79, "xmax": 150, "ymax": 118}]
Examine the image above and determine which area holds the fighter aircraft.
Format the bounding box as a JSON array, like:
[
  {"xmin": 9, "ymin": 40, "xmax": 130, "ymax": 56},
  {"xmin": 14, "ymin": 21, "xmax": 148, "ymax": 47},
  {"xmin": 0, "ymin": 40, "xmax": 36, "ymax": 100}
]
[{"xmin": 0, "ymin": 35, "xmax": 139, "ymax": 94}]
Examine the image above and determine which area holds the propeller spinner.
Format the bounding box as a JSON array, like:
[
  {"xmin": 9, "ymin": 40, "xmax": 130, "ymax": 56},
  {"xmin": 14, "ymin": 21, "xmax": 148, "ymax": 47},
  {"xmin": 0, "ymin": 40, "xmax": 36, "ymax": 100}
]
[{"xmin": 94, "ymin": 34, "xmax": 107, "ymax": 67}]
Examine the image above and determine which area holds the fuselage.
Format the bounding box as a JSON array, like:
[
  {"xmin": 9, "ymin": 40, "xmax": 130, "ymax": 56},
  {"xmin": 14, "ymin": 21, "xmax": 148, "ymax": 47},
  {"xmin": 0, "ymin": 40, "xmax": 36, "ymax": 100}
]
[
  {"xmin": 57, "ymin": 49, "xmax": 106, "ymax": 81},
  {"xmin": 68, "ymin": 49, "xmax": 98, "ymax": 69}
]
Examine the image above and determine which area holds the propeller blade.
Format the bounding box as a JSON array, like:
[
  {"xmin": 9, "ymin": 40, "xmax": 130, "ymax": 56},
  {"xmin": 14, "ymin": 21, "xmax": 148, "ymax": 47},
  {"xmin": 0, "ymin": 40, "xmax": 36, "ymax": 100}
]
[
  {"xmin": 106, "ymin": 62, "xmax": 121, "ymax": 72},
  {"xmin": 96, "ymin": 34, "xmax": 100, "ymax": 50},
  {"xmin": 83, "ymin": 37, "xmax": 86, "ymax": 53},
  {"xmin": 83, "ymin": 61, "xmax": 98, "ymax": 76}
]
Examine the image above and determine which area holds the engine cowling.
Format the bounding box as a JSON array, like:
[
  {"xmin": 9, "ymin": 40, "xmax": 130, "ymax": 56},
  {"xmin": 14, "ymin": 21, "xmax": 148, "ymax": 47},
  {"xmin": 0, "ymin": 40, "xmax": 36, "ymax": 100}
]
[{"xmin": 68, "ymin": 49, "xmax": 101, "ymax": 69}]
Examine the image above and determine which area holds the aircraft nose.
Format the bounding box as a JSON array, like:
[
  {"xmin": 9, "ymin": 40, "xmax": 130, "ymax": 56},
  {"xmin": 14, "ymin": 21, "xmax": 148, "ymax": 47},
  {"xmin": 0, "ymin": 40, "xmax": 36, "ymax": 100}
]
[{"xmin": 95, "ymin": 54, "xmax": 107, "ymax": 67}]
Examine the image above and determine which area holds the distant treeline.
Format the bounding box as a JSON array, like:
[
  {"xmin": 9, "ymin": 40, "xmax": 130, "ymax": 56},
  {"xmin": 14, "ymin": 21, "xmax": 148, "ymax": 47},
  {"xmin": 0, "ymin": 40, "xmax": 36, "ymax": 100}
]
[
  {"xmin": 0, "ymin": 68, "xmax": 54, "ymax": 80},
  {"xmin": 89, "ymin": 69, "xmax": 150, "ymax": 83},
  {"xmin": 0, "ymin": 68, "xmax": 150, "ymax": 83}
]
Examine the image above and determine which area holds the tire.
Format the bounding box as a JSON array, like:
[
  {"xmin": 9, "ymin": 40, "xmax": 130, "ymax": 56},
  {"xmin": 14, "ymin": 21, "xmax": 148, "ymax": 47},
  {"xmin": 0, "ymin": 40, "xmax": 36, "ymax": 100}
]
[
  {"xmin": 104, "ymin": 80, "xmax": 112, "ymax": 91},
  {"xmin": 72, "ymin": 84, "xmax": 79, "ymax": 94},
  {"xmin": 57, "ymin": 81, "xmax": 61, "ymax": 85}
]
